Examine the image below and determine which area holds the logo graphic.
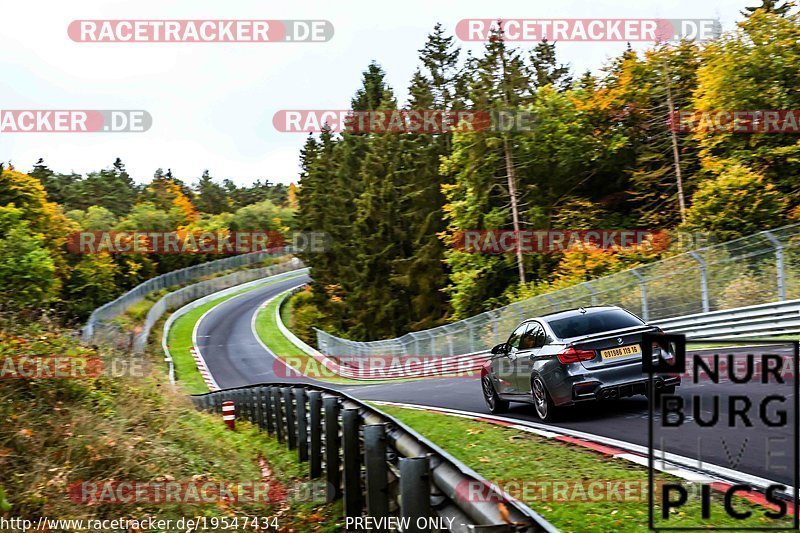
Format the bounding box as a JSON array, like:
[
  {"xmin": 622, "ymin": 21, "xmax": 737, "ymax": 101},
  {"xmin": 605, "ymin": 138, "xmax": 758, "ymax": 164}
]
[{"xmin": 645, "ymin": 335, "xmax": 798, "ymax": 530}]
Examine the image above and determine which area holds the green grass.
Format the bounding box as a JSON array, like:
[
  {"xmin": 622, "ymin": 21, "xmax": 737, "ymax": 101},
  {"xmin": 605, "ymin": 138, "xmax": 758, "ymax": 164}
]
[
  {"xmin": 376, "ymin": 404, "xmax": 794, "ymax": 533},
  {"xmin": 254, "ymin": 294, "xmax": 422, "ymax": 385},
  {"xmin": 166, "ymin": 275, "xmax": 304, "ymax": 394},
  {"xmin": 254, "ymin": 295, "xmax": 357, "ymax": 385}
]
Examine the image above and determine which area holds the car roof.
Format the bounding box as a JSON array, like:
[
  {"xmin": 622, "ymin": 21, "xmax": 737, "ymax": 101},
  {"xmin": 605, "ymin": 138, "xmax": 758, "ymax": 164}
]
[{"xmin": 523, "ymin": 305, "xmax": 624, "ymax": 325}]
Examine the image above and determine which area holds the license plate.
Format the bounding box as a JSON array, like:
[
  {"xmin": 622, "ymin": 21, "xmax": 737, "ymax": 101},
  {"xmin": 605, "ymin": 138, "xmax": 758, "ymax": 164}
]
[{"xmin": 601, "ymin": 344, "xmax": 641, "ymax": 360}]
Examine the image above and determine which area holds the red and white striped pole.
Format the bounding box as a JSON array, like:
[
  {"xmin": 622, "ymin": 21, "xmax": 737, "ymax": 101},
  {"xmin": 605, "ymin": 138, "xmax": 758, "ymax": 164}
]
[{"xmin": 222, "ymin": 401, "xmax": 235, "ymax": 430}]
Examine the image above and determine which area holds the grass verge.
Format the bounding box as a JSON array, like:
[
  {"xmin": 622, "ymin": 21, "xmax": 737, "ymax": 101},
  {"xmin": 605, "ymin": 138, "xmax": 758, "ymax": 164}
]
[
  {"xmin": 375, "ymin": 404, "xmax": 793, "ymax": 533},
  {"xmin": 254, "ymin": 294, "xmax": 414, "ymax": 385},
  {"xmin": 0, "ymin": 320, "xmax": 342, "ymax": 530}
]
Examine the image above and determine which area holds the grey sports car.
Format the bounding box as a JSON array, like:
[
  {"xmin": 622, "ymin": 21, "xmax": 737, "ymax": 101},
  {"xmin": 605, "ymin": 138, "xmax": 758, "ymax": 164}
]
[{"xmin": 480, "ymin": 305, "xmax": 681, "ymax": 421}]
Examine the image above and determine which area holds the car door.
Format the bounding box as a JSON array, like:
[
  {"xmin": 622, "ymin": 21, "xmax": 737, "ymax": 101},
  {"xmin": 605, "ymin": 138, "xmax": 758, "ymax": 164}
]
[
  {"xmin": 512, "ymin": 322, "xmax": 546, "ymax": 393},
  {"xmin": 493, "ymin": 323, "xmax": 527, "ymax": 395}
]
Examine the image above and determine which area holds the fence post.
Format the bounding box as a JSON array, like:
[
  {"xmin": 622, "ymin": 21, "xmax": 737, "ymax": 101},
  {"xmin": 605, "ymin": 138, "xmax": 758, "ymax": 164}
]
[
  {"xmin": 399, "ymin": 457, "xmax": 431, "ymax": 532},
  {"xmin": 342, "ymin": 408, "xmax": 363, "ymax": 519},
  {"xmin": 272, "ymin": 387, "xmax": 284, "ymax": 443},
  {"xmin": 631, "ymin": 268, "xmax": 649, "ymax": 321},
  {"xmin": 324, "ymin": 396, "xmax": 342, "ymax": 502},
  {"xmin": 763, "ymin": 230, "xmax": 786, "ymax": 301},
  {"xmin": 468, "ymin": 325, "xmax": 475, "ymax": 353},
  {"xmin": 282, "ymin": 388, "xmax": 296, "ymax": 450},
  {"xmin": 364, "ymin": 424, "xmax": 390, "ymax": 524},
  {"xmin": 295, "ymin": 388, "xmax": 309, "ymax": 463},
  {"xmin": 222, "ymin": 401, "xmax": 235, "ymax": 430},
  {"xmin": 545, "ymin": 294, "xmax": 557, "ymax": 313},
  {"xmin": 308, "ymin": 391, "xmax": 323, "ymax": 479},
  {"xmin": 688, "ymin": 252, "xmax": 710, "ymax": 313},
  {"xmin": 582, "ymin": 281, "xmax": 598, "ymax": 306}
]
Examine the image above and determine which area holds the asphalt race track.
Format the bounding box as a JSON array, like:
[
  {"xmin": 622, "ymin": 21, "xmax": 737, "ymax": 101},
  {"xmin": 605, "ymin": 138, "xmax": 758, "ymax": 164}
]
[{"xmin": 196, "ymin": 275, "xmax": 797, "ymax": 488}]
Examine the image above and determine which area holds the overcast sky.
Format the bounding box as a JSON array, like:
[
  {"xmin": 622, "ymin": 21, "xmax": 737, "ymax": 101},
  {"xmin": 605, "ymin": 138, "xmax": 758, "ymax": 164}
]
[{"xmin": 0, "ymin": 0, "xmax": 757, "ymax": 186}]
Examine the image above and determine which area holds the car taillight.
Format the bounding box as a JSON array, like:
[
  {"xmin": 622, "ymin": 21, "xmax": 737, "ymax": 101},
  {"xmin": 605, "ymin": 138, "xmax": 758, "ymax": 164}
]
[{"xmin": 557, "ymin": 347, "xmax": 596, "ymax": 364}]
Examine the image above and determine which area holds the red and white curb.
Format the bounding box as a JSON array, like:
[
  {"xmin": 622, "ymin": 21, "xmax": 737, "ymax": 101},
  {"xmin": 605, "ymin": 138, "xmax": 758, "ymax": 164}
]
[
  {"xmin": 189, "ymin": 346, "xmax": 219, "ymax": 391},
  {"xmin": 370, "ymin": 401, "xmax": 796, "ymax": 516}
]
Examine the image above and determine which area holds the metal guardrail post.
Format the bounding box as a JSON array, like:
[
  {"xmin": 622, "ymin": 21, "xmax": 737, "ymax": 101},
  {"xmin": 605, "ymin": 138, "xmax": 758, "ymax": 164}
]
[
  {"xmin": 763, "ymin": 230, "xmax": 786, "ymax": 301},
  {"xmin": 364, "ymin": 424, "xmax": 390, "ymax": 525},
  {"xmin": 342, "ymin": 408, "xmax": 363, "ymax": 518},
  {"xmin": 265, "ymin": 386, "xmax": 275, "ymax": 435},
  {"xmin": 308, "ymin": 391, "xmax": 323, "ymax": 478},
  {"xmin": 688, "ymin": 252, "xmax": 710, "ymax": 313},
  {"xmin": 400, "ymin": 456, "xmax": 431, "ymax": 533},
  {"xmin": 272, "ymin": 387, "xmax": 284, "ymax": 443},
  {"xmin": 244, "ymin": 389, "xmax": 253, "ymax": 423},
  {"xmin": 324, "ymin": 396, "xmax": 342, "ymax": 502},
  {"xmin": 631, "ymin": 268, "xmax": 649, "ymax": 321},
  {"xmin": 193, "ymin": 383, "xmax": 559, "ymax": 531},
  {"xmin": 282, "ymin": 388, "xmax": 296, "ymax": 450},
  {"xmin": 254, "ymin": 387, "xmax": 264, "ymax": 429},
  {"xmin": 295, "ymin": 388, "xmax": 309, "ymax": 463}
]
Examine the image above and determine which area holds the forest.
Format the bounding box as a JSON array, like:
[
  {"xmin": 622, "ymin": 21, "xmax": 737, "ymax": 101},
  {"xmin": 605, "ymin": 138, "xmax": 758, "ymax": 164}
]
[
  {"xmin": 294, "ymin": 4, "xmax": 800, "ymax": 341},
  {"xmin": 1, "ymin": 2, "xmax": 798, "ymax": 342},
  {"xmin": 0, "ymin": 161, "xmax": 294, "ymax": 320}
]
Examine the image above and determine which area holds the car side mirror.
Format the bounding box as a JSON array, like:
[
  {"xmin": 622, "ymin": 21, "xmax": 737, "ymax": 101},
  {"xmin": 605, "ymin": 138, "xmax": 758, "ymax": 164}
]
[{"xmin": 491, "ymin": 343, "xmax": 507, "ymax": 355}]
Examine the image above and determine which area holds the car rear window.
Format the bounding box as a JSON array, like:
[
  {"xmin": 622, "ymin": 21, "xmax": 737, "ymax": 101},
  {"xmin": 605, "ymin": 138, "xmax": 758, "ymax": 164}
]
[{"xmin": 548, "ymin": 309, "xmax": 644, "ymax": 339}]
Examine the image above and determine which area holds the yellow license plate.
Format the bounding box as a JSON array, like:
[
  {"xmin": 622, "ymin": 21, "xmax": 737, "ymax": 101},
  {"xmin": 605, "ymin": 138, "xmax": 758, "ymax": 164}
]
[{"xmin": 600, "ymin": 344, "xmax": 641, "ymax": 360}]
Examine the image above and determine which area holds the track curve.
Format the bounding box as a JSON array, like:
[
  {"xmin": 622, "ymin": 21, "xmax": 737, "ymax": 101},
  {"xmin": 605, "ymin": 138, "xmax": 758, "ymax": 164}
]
[{"xmin": 194, "ymin": 278, "xmax": 796, "ymax": 488}]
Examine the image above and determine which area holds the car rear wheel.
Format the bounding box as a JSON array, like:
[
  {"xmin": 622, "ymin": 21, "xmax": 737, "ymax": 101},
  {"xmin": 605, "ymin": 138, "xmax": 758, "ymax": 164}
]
[
  {"xmin": 482, "ymin": 375, "xmax": 509, "ymax": 414},
  {"xmin": 532, "ymin": 375, "xmax": 558, "ymax": 422}
]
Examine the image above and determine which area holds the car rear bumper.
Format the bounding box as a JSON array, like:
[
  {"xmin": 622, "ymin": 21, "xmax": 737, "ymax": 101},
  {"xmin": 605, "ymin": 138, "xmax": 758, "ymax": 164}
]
[{"xmin": 571, "ymin": 375, "xmax": 681, "ymax": 403}]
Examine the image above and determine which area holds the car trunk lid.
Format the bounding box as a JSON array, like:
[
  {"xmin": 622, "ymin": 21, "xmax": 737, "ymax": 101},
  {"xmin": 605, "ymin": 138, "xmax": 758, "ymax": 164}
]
[{"xmin": 567, "ymin": 325, "xmax": 659, "ymax": 370}]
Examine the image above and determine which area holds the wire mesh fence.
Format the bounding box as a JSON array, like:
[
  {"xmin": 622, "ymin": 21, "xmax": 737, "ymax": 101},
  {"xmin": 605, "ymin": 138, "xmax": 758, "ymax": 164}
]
[
  {"xmin": 82, "ymin": 249, "xmax": 295, "ymax": 349},
  {"xmin": 316, "ymin": 225, "xmax": 800, "ymax": 358}
]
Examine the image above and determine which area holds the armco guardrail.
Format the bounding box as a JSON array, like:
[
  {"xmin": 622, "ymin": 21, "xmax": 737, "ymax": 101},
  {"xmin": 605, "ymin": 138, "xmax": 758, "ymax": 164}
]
[
  {"xmin": 653, "ymin": 299, "xmax": 800, "ymax": 339},
  {"xmin": 82, "ymin": 248, "xmax": 294, "ymax": 349},
  {"xmin": 317, "ymin": 224, "xmax": 800, "ymax": 358},
  {"xmin": 193, "ymin": 383, "xmax": 557, "ymax": 532}
]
